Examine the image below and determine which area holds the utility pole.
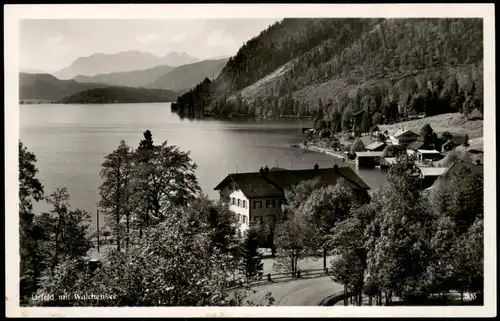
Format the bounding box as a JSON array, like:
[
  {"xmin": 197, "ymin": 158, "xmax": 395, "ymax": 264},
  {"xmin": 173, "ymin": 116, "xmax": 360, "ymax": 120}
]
[
  {"xmin": 97, "ymin": 209, "xmax": 100, "ymax": 253},
  {"xmin": 290, "ymin": 160, "xmax": 293, "ymax": 170}
]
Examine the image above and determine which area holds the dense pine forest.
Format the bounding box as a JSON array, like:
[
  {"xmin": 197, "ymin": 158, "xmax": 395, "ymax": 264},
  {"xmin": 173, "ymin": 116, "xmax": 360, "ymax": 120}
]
[
  {"xmin": 175, "ymin": 18, "xmax": 483, "ymax": 134},
  {"xmin": 59, "ymin": 86, "xmax": 178, "ymax": 104}
]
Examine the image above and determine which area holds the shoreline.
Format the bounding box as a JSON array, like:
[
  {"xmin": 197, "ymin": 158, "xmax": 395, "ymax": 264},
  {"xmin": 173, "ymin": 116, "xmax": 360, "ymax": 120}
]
[{"xmin": 294, "ymin": 142, "xmax": 356, "ymax": 164}]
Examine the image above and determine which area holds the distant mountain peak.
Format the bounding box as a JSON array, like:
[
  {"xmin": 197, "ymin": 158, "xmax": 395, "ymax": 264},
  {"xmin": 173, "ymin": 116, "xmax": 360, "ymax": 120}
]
[{"xmin": 54, "ymin": 50, "xmax": 199, "ymax": 80}]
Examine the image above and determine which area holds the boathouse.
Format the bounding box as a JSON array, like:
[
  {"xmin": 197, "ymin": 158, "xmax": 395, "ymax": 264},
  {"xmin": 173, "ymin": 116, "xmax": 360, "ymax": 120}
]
[
  {"xmin": 355, "ymin": 151, "xmax": 384, "ymax": 168},
  {"xmin": 419, "ymin": 167, "xmax": 448, "ymax": 189},
  {"xmin": 416, "ymin": 149, "xmax": 443, "ymax": 162}
]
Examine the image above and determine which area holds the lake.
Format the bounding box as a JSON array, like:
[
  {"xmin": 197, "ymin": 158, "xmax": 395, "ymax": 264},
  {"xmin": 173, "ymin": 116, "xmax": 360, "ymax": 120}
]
[{"xmin": 20, "ymin": 103, "xmax": 387, "ymax": 228}]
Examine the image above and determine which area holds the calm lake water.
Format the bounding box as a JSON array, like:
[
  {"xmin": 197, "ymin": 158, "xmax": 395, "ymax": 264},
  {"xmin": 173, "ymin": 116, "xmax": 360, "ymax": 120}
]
[{"xmin": 20, "ymin": 103, "xmax": 387, "ymax": 228}]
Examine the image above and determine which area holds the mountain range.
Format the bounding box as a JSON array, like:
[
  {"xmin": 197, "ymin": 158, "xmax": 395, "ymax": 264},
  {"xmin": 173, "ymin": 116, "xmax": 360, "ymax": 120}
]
[
  {"xmin": 19, "ymin": 73, "xmax": 110, "ymax": 101},
  {"xmin": 54, "ymin": 50, "xmax": 199, "ymax": 79},
  {"xmin": 20, "ymin": 57, "xmax": 229, "ymax": 102}
]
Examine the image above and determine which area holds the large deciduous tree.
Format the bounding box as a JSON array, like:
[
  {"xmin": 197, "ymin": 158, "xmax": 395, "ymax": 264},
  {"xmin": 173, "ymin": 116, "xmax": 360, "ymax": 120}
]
[
  {"xmin": 134, "ymin": 130, "xmax": 201, "ymax": 232},
  {"xmin": 299, "ymin": 179, "xmax": 357, "ymax": 270}
]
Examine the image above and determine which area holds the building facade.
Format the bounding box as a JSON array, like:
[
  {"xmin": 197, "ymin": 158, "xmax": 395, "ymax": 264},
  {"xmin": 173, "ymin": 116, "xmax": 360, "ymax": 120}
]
[
  {"xmin": 214, "ymin": 165, "xmax": 371, "ymax": 236},
  {"xmin": 390, "ymin": 129, "xmax": 419, "ymax": 147}
]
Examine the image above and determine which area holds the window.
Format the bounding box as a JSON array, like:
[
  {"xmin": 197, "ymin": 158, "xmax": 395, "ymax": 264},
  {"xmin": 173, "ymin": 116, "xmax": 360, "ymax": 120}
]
[
  {"xmin": 243, "ymin": 200, "xmax": 247, "ymax": 208},
  {"xmin": 253, "ymin": 200, "xmax": 262, "ymax": 209},
  {"xmin": 266, "ymin": 215, "xmax": 274, "ymax": 223},
  {"xmin": 242, "ymin": 216, "xmax": 246, "ymax": 223},
  {"xmin": 237, "ymin": 199, "xmax": 241, "ymax": 207},
  {"xmin": 259, "ymin": 217, "xmax": 263, "ymax": 224},
  {"xmin": 266, "ymin": 199, "xmax": 275, "ymax": 208},
  {"xmin": 238, "ymin": 214, "xmax": 241, "ymax": 222},
  {"xmin": 231, "ymin": 197, "xmax": 235, "ymax": 205}
]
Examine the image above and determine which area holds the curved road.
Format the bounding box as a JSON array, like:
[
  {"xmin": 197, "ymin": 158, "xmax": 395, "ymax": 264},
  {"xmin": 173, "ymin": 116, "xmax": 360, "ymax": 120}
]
[{"xmin": 244, "ymin": 276, "xmax": 344, "ymax": 306}]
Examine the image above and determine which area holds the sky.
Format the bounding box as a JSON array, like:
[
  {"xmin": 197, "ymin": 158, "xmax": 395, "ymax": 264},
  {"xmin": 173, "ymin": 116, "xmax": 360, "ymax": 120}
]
[{"xmin": 19, "ymin": 19, "xmax": 281, "ymax": 72}]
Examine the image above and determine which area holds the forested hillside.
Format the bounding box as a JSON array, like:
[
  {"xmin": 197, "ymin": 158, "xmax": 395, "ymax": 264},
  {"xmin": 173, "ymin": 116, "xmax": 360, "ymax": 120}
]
[
  {"xmin": 19, "ymin": 73, "xmax": 110, "ymax": 101},
  {"xmin": 59, "ymin": 87, "xmax": 178, "ymax": 104},
  {"xmin": 147, "ymin": 58, "xmax": 229, "ymax": 92},
  {"xmin": 175, "ymin": 18, "xmax": 483, "ymax": 134}
]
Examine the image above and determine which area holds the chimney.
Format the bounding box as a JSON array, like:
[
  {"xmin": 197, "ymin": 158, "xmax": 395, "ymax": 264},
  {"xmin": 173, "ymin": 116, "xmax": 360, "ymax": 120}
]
[
  {"xmin": 314, "ymin": 163, "xmax": 319, "ymax": 170},
  {"xmin": 264, "ymin": 165, "xmax": 270, "ymax": 173}
]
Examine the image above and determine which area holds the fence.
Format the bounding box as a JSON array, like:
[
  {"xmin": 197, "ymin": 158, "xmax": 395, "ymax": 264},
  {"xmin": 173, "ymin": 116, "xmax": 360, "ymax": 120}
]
[{"xmin": 229, "ymin": 268, "xmax": 331, "ymax": 289}]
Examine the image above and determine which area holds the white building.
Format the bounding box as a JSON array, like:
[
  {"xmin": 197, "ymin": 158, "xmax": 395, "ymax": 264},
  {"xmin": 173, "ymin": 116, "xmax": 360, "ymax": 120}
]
[
  {"xmin": 389, "ymin": 128, "xmax": 419, "ymax": 147},
  {"xmin": 214, "ymin": 165, "xmax": 371, "ymax": 237}
]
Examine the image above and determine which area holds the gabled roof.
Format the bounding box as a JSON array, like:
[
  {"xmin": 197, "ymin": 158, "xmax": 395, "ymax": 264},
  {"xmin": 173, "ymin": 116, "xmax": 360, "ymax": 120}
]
[
  {"xmin": 419, "ymin": 167, "xmax": 448, "ymax": 177},
  {"xmin": 417, "ymin": 149, "xmax": 440, "ymax": 154},
  {"xmin": 393, "ymin": 129, "xmax": 418, "ymax": 138},
  {"xmin": 355, "ymin": 151, "xmax": 384, "ymax": 157},
  {"xmin": 365, "ymin": 141, "xmax": 386, "ymax": 151},
  {"xmin": 370, "ymin": 125, "xmax": 380, "ymax": 132},
  {"xmin": 407, "ymin": 140, "xmax": 425, "ymax": 151},
  {"xmin": 214, "ymin": 166, "xmax": 371, "ymax": 199}
]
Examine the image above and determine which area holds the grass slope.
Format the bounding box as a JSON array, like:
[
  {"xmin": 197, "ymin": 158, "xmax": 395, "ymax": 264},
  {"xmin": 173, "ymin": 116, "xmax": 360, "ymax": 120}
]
[{"xmin": 377, "ymin": 112, "xmax": 483, "ymax": 140}]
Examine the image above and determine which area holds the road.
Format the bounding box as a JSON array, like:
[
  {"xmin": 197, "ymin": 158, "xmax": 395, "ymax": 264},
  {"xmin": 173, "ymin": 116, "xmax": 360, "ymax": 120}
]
[
  {"xmin": 244, "ymin": 275, "xmax": 344, "ymax": 306},
  {"xmin": 261, "ymin": 255, "xmax": 337, "ymax": 274}
]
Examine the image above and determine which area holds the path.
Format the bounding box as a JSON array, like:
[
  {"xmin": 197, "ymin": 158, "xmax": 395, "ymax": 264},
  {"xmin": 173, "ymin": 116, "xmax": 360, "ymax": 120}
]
[{"xmin": 244, "ymin": 275, "xmax": 343, "ymax": 306}]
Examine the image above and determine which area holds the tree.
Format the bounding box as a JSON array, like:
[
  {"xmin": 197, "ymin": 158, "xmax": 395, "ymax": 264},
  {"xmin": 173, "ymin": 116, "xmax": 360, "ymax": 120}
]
[
  {"xmin": 364, "ymin": 157, "xmax": 434, "ymax": 303},
  {"xmin": 33, "ymin": 214, "xmax": 272, "ymax": 307},
  {"xmin": 350, "ymin": 138, "xmax": 365, "ymax": 154},
  {"xmin": 463, "ymin": 134, "xmax": 470, "ymax": 147},
  {"xmin": 360, "ymin": 110, "xmax": 372, "ymax": 134},
  {"xmin": 98, "ymin": 140, "xmax": 135, "ymax": 251},
  {"xmin": 441, "ymin": 149, "xmax": 472, "ymax": 167},
  {"xmin": 273, "ymin": 214, "xmax": 312, "ymax": 277},
  {"xmin": 441, "ymin": 131, "xmax": 453, "ymax": 141},
  {"xmin": 462, "ymin": 96, "xmax": 473, "ymax": 118},
  {"xmin": 38, "ymin": 188, "xmax": 91, "ymax": 277},
  {"xmin": 283, "ymin": 177, "xmax": 322, "ymax": 216},
  {"xmin": 184, "ymin": 195, "xmax": 239, "ymax": 256},
  {"xmin": 239, "ymin": 227, "xmax": 264, "ymax": 283},
  {"xmin": 299, "ymin": 179, "xmax": 357, "ymax": 270},
  {"xmin": 426, "ymin": 165, "xmax": 483, "ymax": 299},
  {"xmin": 19, "ymin": 141, "xmax": 44, "ymax": 218},
  {"xmin": 372, "ymin": 112, "xmax": 383, "ymax": 126},
  {"xmin": 134, "ymin": 131, "xmax": 201, "ymax": 231},
  {"xmin": 420, "ymin": 123, "xmax": 437, "ymax": 148},
  {"xmin": 19, "ymin": 141, "xmax": 45, "ymax": 304},
  {"xmin": 342, "ymin": 107, "xmax": 353, "ymax": 132}
]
